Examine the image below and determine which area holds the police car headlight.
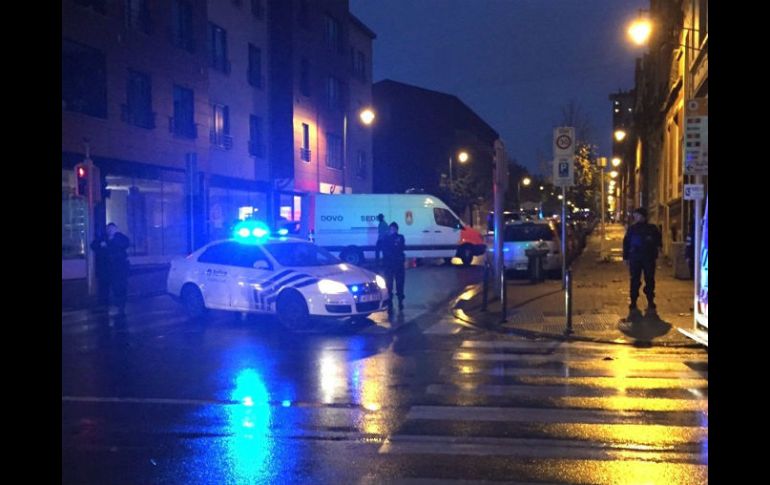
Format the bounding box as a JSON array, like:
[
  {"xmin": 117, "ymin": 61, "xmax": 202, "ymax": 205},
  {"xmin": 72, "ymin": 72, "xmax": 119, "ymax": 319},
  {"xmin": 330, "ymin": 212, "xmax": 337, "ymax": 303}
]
[
  {"xmin": 317, "ymin": 279, "xmax": 349, "ymax": 295},
  {"xmin": 375, "ymin": 275, "xmax": 387, "ymax": 290}
]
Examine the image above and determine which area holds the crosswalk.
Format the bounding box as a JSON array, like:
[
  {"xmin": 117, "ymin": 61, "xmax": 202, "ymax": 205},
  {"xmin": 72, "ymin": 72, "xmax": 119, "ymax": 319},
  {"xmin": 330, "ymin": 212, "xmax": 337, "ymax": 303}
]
[
  {"xmin": 61, "ymin": 301, "xmax": 479, "ymax": 337},
  {"xmin": 378, "ymin": 338, "xmax": 708, "ymax": 484}
]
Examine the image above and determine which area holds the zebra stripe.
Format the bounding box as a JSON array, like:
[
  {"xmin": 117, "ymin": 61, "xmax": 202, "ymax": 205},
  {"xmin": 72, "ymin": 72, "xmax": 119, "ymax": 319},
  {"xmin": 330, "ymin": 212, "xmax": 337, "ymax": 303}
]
[
  {"xmin": 266, "ymin": 277, "xmax": 319, "ymax": 306},
  {"xmin": 259, "ymin": 269, "xmax": 295, "ymax": 287}
]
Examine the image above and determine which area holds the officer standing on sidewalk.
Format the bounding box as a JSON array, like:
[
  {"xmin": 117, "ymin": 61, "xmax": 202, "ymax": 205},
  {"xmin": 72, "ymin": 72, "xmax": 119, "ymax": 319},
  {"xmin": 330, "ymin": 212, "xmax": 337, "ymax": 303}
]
[
  {"xmin": 622, "ymin": 208, "xmax": 662, "ymax": 315},
  {"xmin": 381, "ymin": 222, "xmax": 406, "ymax": 312}
]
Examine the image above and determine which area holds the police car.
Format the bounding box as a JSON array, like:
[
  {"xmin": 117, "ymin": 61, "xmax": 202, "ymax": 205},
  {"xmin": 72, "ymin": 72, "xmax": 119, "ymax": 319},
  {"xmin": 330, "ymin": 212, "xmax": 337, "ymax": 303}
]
[{"xmin": 166, "ymin": 221, "xmax": 389, "ymax": 330}]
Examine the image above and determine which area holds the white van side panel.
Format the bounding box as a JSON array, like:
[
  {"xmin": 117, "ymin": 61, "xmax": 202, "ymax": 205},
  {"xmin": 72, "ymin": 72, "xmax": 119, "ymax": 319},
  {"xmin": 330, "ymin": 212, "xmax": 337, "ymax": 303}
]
[{"xmin": 310, "ymin": 194, "xmax": 461, "ymax": 259}]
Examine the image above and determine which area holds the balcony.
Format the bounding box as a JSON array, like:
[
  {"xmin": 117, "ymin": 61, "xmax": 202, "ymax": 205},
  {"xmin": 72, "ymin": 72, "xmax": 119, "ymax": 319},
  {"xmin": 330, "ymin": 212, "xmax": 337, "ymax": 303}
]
[{"xmin": 210, "ymin": 130, "xmax": 233, "ymax": 150}]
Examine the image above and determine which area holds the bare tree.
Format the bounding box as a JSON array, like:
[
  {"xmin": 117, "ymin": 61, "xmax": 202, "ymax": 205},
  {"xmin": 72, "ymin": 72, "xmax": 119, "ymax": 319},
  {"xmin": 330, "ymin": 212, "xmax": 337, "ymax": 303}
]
[{"xmin": 560, "ymin": 100, "xmax": 594, "ymax": 143}]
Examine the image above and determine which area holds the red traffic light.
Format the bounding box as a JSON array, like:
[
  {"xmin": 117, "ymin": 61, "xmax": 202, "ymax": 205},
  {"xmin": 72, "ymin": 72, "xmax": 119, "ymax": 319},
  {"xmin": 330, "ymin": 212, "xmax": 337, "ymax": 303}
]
[{"xmin": 77, "ymin": 166, "xmax": 87, "ymax": 179}]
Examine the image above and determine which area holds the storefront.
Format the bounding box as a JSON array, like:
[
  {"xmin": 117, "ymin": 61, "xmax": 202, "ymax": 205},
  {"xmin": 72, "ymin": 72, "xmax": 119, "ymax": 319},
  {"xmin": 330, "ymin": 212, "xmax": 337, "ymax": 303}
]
[{"xmin": 62, "ymin": 153, "xmax": 191, "ymax": 278}]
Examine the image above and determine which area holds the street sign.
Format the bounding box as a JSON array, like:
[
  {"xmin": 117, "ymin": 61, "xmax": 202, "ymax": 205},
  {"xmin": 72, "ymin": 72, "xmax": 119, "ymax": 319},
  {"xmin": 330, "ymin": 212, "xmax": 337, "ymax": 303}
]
[
  {"xmin": 684, "ymin": 184, "xmax": 704, "ymax": 200},
  {"xmin": 554, "ymin": 127, "xmax": 575, "ymax": 158},
  {"xmin": 553, "ymin": 156, "xmax": 575, "ymax": 187},
  {"xmin": 684, "ymin": 98, "xmax": 708, "ymax": 176}
]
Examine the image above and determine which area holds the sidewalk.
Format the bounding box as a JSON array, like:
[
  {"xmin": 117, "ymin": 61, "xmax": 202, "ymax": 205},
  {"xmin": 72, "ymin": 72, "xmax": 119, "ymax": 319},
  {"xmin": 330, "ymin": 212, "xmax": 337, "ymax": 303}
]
[{"xmin": 455, "ymin": 224, "xmax": 699, "ymax": 347}]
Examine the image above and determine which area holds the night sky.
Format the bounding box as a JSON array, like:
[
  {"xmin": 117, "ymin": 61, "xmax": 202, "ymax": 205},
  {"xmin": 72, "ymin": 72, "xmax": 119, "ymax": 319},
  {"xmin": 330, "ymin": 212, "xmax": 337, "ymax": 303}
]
[{"xmin": 350, "ymin": 0, "xmax": 649, "ymax": 175}]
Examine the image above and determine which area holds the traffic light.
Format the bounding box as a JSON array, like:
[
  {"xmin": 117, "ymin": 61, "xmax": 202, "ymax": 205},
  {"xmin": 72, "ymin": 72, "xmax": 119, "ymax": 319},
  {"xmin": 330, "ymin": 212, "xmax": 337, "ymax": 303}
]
[
  {"xmin": 74, "ymin": 162, "xmax": 102, "ymax": 201},
  {"xmin": 75, "ymin": 163, "xmax": 89, "ymax": 198}
]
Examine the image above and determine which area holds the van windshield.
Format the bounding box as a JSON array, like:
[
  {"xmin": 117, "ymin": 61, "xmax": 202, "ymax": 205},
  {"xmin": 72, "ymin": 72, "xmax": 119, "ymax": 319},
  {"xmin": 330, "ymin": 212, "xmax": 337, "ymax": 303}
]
[
  {"xmin": 504, "ymin": 224, "xmax": 554, "ymax": 242},
  {"xmin": 434, "ymin": 208, "xmax": 462, "ymax": 228}
]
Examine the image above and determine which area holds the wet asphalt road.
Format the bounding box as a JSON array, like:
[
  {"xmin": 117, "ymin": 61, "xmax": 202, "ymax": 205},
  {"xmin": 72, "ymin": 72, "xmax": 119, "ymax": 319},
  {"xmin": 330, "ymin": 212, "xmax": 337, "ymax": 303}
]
[{"xmin": 62, "ymin": 263, "xmax": 707, "ymax": 484}]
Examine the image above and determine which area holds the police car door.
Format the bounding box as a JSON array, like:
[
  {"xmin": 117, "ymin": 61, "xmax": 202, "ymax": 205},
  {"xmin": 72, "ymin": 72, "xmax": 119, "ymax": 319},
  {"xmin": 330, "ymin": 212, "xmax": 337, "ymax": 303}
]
[
  {"xmin": 195, "ymin": 241, "xmax": 239, "ymax": 309},
  {"xmin": 228, "ymin": 244, "xmax": 274, "ymax": 312}
]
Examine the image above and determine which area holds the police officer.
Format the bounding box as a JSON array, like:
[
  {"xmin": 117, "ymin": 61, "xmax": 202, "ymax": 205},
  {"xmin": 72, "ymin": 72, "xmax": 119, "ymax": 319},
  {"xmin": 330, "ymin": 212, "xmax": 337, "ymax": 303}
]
[
  {"xmin": 381, "ymin": 222, "xmax": 406, "ymax": 312},
  {"xmin": 374, "ymin": 213, "xmax": 388, "ymax": 265},
  {"xmin": 91, "ymin": 222, "xmax": 131, "ymax": 315},
  {"xmin": 622, "ymin": 208, "xmax": 662, "ymax": 313}
]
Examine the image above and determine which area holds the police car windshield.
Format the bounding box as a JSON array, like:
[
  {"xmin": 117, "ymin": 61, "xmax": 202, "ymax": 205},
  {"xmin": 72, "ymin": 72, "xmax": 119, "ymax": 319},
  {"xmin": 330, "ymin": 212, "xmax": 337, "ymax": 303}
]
[{"xmin": 264, "ymin": 242, "xmax": 340, "ymax": 267}]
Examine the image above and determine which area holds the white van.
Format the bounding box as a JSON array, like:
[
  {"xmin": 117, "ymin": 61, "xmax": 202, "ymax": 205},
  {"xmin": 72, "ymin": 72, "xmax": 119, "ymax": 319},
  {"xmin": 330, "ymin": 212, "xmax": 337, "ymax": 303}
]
[{"xmin": 301, "ymin": 194, "xmax": 485, "ymax": 266}]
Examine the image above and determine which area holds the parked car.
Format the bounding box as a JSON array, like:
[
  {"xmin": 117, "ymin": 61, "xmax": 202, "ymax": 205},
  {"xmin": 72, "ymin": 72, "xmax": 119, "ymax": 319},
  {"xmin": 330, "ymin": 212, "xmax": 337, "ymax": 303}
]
[
  {"xmin": 167, "ymin": 230, "xmax": 389, "ymax": 331},
  {"xmin": 489, "ymin": 220, "xmax": 563, "ymax": 278}
]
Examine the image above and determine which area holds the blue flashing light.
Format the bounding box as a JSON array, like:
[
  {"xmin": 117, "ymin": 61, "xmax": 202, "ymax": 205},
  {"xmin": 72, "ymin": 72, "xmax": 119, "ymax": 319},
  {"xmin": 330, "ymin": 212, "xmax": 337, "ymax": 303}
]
[
  {"xmin": 351, "ymin": 285, "xmax": 359, "ymax": 293},
  {"xmin": 233, "ymin": 220, "xmax": 271, "ymax": 243},
  {"xmin": 281, "ymin": 400, "xmax": 292, "ymax": 407},
  {"xmin": 277, "ymin": 228, "xmax": 289, "ymax": 236}
]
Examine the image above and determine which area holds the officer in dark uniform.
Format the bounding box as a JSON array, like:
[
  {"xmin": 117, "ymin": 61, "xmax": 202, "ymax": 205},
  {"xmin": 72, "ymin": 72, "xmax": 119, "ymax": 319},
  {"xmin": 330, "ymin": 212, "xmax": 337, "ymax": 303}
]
[
  {"xmin": 381, "ymin": 222, "xmax": 406, "ymax": 312},
  {"xmin": 622, "ymin": 208, "xmax": 662, "ymax": 313},
  {"xmin": 91, "ymin": 222, "xmax": 131, "ymax": 315}
]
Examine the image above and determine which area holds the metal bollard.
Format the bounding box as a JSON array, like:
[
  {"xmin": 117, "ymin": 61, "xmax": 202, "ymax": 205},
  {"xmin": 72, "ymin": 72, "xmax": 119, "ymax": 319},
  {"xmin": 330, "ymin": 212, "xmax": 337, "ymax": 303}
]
[
  {"xmin": 564, "ymin": 269, "xmax": 573, "ymax": 334},
  {"xmin": 500, "ymin": 265, "xmax": 507, "ymax": 323},
  {"xmin": 481, "ymin": 261, "xmax": 489, "ymax": 312}
]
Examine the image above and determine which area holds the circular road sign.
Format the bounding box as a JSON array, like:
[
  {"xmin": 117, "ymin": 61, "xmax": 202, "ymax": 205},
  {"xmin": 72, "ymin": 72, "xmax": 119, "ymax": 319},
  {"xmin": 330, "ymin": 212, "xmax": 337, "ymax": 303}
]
[{"xmin": 556, "ymin": 134, "xmax": 572, "ymax": 150}]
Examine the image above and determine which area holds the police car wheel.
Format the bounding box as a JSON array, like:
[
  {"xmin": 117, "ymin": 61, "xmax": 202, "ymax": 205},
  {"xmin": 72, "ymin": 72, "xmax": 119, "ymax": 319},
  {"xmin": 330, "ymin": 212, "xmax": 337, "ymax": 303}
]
[
  {"xmin": 277, "ymin": 290, "xmax": 311, "ymax": 331},
  {"xmin": 181, "ymin": 284, "xmax": 206, "ymax": 318},
  {"xmin": 340, "ymin": 247, "xmax": 364, "ymax": 266}
]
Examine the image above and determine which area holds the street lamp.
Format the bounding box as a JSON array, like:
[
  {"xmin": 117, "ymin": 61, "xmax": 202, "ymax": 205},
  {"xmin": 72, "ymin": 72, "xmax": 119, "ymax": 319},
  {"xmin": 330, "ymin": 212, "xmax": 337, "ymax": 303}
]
[
  {"xmin": 359, "ymin": 108, "xmax": 375, "ymax": 125},
  {"xmin": 609, "ymin": 170, "xmax": 619, "ymax": 179},
  {"xmin": 342, "ymin": 107, "xmax": 376, "ymax": 194},
  {"xmin": 448, "ymin": 150, "xmax": 470, "ymax": 189},
  {"xmin": 517, "ymin": 176, "xmax": 531, "ymax": 210},
  {"xmin": 628, "ymin": 15, "xmax": 652, "ymax": 46},
  {"xmin": 611, "ymin": 157, "xmax": 622, "ymax": 167},
  {"xmin": 614, "ymin": 129, "xmax": 627, "ymax": 142}
]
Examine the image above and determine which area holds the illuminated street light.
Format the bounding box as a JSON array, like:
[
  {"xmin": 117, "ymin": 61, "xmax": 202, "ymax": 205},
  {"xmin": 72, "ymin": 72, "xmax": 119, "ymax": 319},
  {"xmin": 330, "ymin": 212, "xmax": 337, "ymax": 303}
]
[
  {"xmin": 609, "ymin": 170, "xmax": 619, "ymax": 179},
  {"xmin": 611, "ymin": 157, "xmax": 622, "ymax": 167},
  {"xmin": 628, "ymin": 17, "xmax": 652, "ymax": 46},
  {"xmin": 614, "ymin": 129, "xmax": 627, "ymax": 142},
  {"xmin": 448, "ymin": 150, "xmax": 470, "ymax": 189},
  {"xmin": 359, "ymin": 108, "xmax": 376, "ymax": 125}
]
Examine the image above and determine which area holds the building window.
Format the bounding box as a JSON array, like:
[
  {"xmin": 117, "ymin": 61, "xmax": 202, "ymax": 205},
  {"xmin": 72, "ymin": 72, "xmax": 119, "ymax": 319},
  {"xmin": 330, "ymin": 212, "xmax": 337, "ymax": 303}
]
[
  {"xmin": 171, "ymin": 85, "xmax": 196, "ymax": 138},
  {"xmin": 102, "ymin": 172, "xmax": 190, "ymax": 259},
  {"xmin": 249, "ymin": 115, "xmax": 265, "ymax": 157},
  {"xmin": 324, "ymin": 14, "xmax": 343, "ymax": 53},
  {"xmin": 73, "ymin": 0, "xmax": 106, "ymax": 14},
  {"xmin": 172, "ymin": 0, "xmax": 195, "ymax": 52},
  {"xmin": 326, "ymin": 133, "xmax": 342, "ymax": 170},
  {"xmin": 62, "ymin": 39, "xmax": 107, "ymax": 118},
  {"xmin": 251, "ymin": 0, "xmax": 263, "ymax": 19},
  {"xmin": 698, "ymin": 0, "xmax": 708, "ymax": 43},
  {"xmin": 352, "ymin": 50, "xmax": 366, "ymax": 82},
  {"xmin": 301, "ymin": 123, "xmax": 311, "ymax": 161},
  {"xmin": 300, "ymin": 58, "xmax": 311, "ymax": 96},
  {"xmin": 248, "ymin": 44, "xmax": 263, "ymax": 88},
  {"xmin": 327, "ymin": 76, "xmax": 344, "ymax": 110},
  {"xmin": 210, "ymin": 104, "xmax": 232, "ymax": 149},
  {"xmin": 125, "ymin": 0, "xmax": 152, "ymax": 33},
  {"xmin": 298, "ymin": 0, "xmax": 310, "ymax": 29},
  {"xmin": 209, "ymin": 23, "xmax": 230, "ymax": 73},
  {"xmin": 122, "ymin": 70, "xmax": 155, "ymax": 129},
  {"xmin": 355, "ymin": 150, "xmax": 367, "ymax": 178}
]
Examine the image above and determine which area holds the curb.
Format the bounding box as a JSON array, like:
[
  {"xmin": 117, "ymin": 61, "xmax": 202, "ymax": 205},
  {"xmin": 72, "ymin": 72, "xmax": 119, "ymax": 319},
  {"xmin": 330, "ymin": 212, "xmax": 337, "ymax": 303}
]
[{"xmin": 451, "ymin": 283, "xmax": 702, "ymax": 348}]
